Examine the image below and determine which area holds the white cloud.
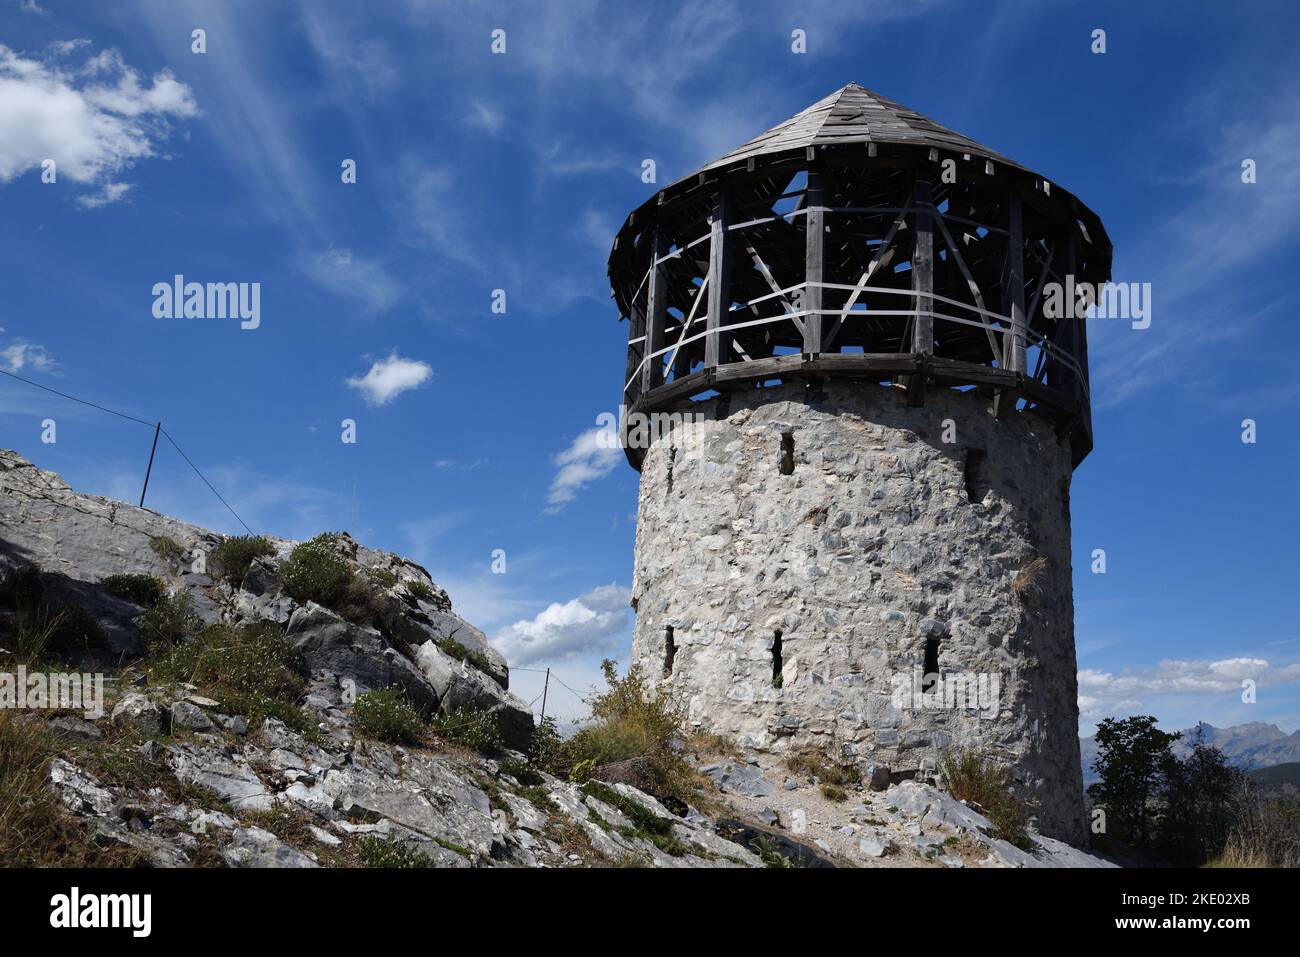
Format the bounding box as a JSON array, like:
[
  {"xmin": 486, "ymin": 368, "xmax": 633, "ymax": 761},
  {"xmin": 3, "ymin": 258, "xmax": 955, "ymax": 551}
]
[
  {"xmin": 545, "ymin": 425, "xmax": 621, "ymax": 512},
  {"xmin": 1077, "ymin": 656, "xmax": 1300, "ymax": 722},
  {"xmin": 0, "ymin": 43, "xmax": 196, "ymax": 203},
  {"xmin": 494, "ymin": 583, "xmax": 631, "ymax": 666},
  {"xmin": 301, "ymin": 247, "xmax": 403, "ymax": 315},
  {"xmin": 345, "ymin": 351, "xmax": 432, "ymax": 406},
  {"xmin": 1, "ymin": 340, "xmax": 56, "ymax": 373}
]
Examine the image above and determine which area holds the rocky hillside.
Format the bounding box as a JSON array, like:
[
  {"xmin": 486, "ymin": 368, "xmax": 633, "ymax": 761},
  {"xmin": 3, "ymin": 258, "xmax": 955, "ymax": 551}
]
[{"xmin": 1, "ymin": 450, "xmax": 1113, "ymax": 868}]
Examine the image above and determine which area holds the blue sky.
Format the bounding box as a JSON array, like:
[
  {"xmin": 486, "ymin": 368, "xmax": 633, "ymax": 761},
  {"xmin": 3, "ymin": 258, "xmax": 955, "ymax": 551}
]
[{"xmin": 1, "ymin": 0, "xmax": 1297, "ymax": 734}]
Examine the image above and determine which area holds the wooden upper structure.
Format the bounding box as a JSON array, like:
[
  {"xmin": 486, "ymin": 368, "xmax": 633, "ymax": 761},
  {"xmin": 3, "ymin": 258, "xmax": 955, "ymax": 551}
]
[{"xmin": 608, "ymin": 84, "xmax": 1112, "ymax": 468}]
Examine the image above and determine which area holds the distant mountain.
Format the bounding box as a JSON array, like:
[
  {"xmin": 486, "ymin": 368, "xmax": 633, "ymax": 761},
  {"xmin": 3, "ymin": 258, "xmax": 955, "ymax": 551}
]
[{"xmin": 1080, "ymin": 722, "xmax": 1300, "ymax": 785}]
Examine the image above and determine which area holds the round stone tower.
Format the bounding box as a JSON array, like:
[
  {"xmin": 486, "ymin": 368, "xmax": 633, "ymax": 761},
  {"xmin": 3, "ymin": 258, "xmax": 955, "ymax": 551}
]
[{"xmin": 607, "ymin": 84, "xmax": 1111, "ymax": 843}]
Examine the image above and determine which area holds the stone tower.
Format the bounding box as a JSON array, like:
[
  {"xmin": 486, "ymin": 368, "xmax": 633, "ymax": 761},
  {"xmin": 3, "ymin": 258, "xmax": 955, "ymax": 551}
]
[{"xmin": 607, "ymin": 84, "xmax": 1110, "ymax": 843}]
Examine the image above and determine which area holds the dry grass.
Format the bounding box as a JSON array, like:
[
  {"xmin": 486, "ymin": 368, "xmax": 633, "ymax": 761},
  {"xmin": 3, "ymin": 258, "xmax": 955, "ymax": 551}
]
[{"xmin": 1012, "ymin": 556, "xmax": 1049, "ymax": 603}]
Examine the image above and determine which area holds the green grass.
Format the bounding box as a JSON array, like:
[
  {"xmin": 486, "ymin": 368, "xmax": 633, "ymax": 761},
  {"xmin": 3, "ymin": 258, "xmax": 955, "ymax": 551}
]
[
  {"xmin": 820, "ymin": 783, "xmax": 848, "ymax": 802},
  {"xmin": 148, "ymin": 622, "xmax": 310, "ymax": 732},
  {"xmin": 208, "ymin": 535, "xmax": 275, "ymax": 584},
  {"xmin": 149, "ymin": 535, "xmax": 186, "ymax": 564},
  {"xmin": 137, "ymin": 589, "xmax": 201, "ymax": 649},
  {"xmin": 786, "ymin": 751, "xmax": 861, "ymax": 788},
  {"xmin": 939, "ymin": 750, "xmax": 1033, "ymax": 851},
  {"xmin": 582, "ymin": 780, "xmax": 690, "ymax": 856},
  {"xmin": 363, "ymin": 567, "xmax": 398, "ymax": 590},
  {"xmin": 436, "ymin": 637, "xmax": 493, "ymax": 674},
  {"xmin": 351, "ymin": 688, "xmax": 425, "ymax": 745},
  {"xmin": 355, "ymin": 836, "xmax": 435, "ymax": 868}
]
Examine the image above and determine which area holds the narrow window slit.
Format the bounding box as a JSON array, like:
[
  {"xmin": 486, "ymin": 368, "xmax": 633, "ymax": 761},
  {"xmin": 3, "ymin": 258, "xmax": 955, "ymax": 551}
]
[
  {"xmin": 922, "ymin": 637, "xmax": 940, "ymax": 693},
  {"xmin": 779, "ymin": 432, "xmax": 795, "ymax": 475},
  {"xmin": 772, "ymin": 630, "xmax": 784, "ymax": 687},
  {"xmin": 663, "ymin": 626, "xmax": 676, "ymax": 676},
  {"xmin": 963, "ymin": 448, "xmax": 988, "ymax": 503}
]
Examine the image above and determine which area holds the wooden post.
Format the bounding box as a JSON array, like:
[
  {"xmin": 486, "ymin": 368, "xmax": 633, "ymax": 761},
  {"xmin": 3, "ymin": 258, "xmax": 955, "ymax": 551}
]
[
  {"xmin": 1005, "ymin": 195, "xmax": 1027, "ymax": 375},
  {"xmin": 908, "ymin": 179, "xmax": 934, "ymax": 406},
  {"xmin": 139, "ymin": 421, "xmax": 161, "ymax": 508},
  {"xmin": 704, "ymin": 191, "xmax": 731, "ymax": 370},
  {"xmin": 803, "ymin": 163, "xmax": 826, "ymax": 355},
  {"xmin": 641, "ymin": 227, "xmax": 667, "ymax": 394},
  {"xmin": 1047, "ymin": 228, "xmax": 1080, "ymax": 403}
]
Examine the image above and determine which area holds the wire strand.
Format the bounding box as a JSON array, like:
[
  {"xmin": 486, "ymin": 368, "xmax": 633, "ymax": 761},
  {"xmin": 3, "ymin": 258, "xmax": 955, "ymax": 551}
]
[
  {"xmin": 0, "ymin": 367, "xmax": 155, "ymax": 427},
  {"xmin": 159, "ymin": 428, "xmax": 255, "ymax": 535}
]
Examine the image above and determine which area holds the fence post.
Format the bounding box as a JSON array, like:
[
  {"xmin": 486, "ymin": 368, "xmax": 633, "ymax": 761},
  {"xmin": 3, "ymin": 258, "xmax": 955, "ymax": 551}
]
[
  {"xmin": 139, "ymin": 421, "xmax": 162, "ymax": 508},
  {"xmin": 539, "ymin": 668, "xmax": 551, "ymax": 725}
]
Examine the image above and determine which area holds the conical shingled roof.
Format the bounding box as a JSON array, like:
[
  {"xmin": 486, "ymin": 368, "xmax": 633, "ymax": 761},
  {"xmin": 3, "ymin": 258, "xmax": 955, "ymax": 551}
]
[{"xmin": 686, "ymin": 82, "xmax": 1027, "ymax": 180}]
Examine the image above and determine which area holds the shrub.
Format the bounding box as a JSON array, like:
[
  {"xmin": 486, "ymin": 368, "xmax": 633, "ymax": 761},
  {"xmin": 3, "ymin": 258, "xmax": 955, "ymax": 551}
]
[
  {"xmin": 429, "ymin": 707, "xmax": 504, "ymax": 754},
  {"xmin": 498, "ymin": 757, "xmax": 544, "ymax": 787},
  {"xmin": 364, "ymin": 567, "xmax": 398, "ymax": 590},
  {"xmin": 102, "ymin": 573, "xmax": 166, "ymax": 607},
  {"xmin": 7, "ymin": 607, "xmax": 66, "ymax": 663},
  {"xmin": 820, "ymin": 783, "xmax": 848, "ymax": 802},
  {"xmin": 13, "ymin": 605, "xmax": 104, "ymax": 661},
  {"xmin": 406, "ymin": 580, "xmax": 436, "ymax": 602},
  {"xmin": 540, "ymin": 659, "xmax": 692, "ymax": 801},
  {"xmin": 209, "ymin": 535, "xmax": 275, "ymax": 583},
  {"xmin": 355, "ymin": 837, "xmax": 434, "ymax": 868},
  {"xmin": 351, "ymin": 688, "xmax": 425, "ymax": 745},
  {"xmin": 148, "ymin": 535, "xmax": 186, "ymax": 564},
  {"xmin": 786, "ymin": 751, "xmax": 861, "ymax": 788},
  {"xmin": 137, "ymin": 589, "xmax": 200, "ymax": 648},
  {"xmin": 280, "ymin": 534, "xmax": 352, "ymax": 607},
  {"xmin": 149, "ymin": 622, "xmax": 307, "ymax": 730},
  {"xmin": 939, "ymin": 750, "xmax": 1032, "ymax": 850}
]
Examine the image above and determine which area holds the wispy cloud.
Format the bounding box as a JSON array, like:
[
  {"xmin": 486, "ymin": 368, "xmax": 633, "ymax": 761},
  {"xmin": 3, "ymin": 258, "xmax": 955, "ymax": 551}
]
[
  {"xmin": 545, "ymin": 424, "xmax": 621, "ymax": 512},
  {"xmin": 0, "ymin": 339, "xmax": 57, "ymax": 374}
]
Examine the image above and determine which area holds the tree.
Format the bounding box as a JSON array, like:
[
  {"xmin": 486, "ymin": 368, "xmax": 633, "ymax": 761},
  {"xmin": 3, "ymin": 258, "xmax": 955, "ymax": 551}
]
[
  {"xmin": 1157, "ymin": 729, "xmax": 1245, "ymax": 865},
  {"xmin": 1087, "ymin": 716, "xmax": 1180, "ymax": 847}
]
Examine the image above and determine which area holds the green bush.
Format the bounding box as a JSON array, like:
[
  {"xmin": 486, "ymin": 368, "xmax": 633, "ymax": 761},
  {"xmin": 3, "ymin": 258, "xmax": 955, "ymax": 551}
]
[
  {"xmin": 820, "ymin": 783, "xmax": 848, "ymax": 802},
  {"xmin": 429, "ymin": 707, "xmax": 504, "ymax": 754},
  {"xmin": 148, "ymin": 535, "xmax": 186, "ymax": 564},
  {"xmin": 406, "ymin": 580, "xmax": 436, "ymax": 602},
  {"xmin": 280, "ymin": 534, "xmax": 352, "ymax": 607},
  {"xmin": 102, "ymin": 573, "xmax": 165, "ymax": 607},
  {"xmin": 208, "ymin": 535, "xmax": 274, "ymax": 583},
  {"xmin": 939, "ymin": 750, "xmax": 1032, "ymax": 850},
  {"xmin": 364, "ymin": 567, "xmax": 398, "ymax": 590},
  {"xmin": 351, "ymin": 688, "xmax": 425, "ymax": 745},
  {"xmin": 137, "ymin": 589, "xmax": 200, "ymax": 648},
  {"xmin": 538, "ymin": 660, "xmax": 692, "ymax": 801},
  {"xmin": 149, "ymin": 622, "xmax": 307, "ymax": 730}
]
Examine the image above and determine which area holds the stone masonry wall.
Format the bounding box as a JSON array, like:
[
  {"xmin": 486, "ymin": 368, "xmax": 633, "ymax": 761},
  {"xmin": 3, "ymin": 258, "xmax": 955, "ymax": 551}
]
[{"xmin": 629, "ymin": 381, "xmax": 1086, "ymax": 842}]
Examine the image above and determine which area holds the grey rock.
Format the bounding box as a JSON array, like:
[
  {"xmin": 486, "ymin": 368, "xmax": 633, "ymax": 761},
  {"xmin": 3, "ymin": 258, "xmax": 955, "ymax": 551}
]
[
  {"xmin": 414, "ymin": 640, "xmax": 533, "ymax": 751},
  {"xmin": 111, "ymin": 693, "xmax": 162, "ymax": 735},
  {"xmin": 223, "ymin": 827, "xmax": 319, "ymax": 868},
  {"xmin": 286, "ymin": 603, "xmax": 439, "ymax": 713},
  {"xmin": 700, "ymin": 762, "xmax": 776, "ymax": 798},
  {"xmin": 169, "ymin": 700, "xmax": 213, "ymax": 731},
  {"xmin": 857, "ymin": 836, "xmax": 890, "ymax": 858}
]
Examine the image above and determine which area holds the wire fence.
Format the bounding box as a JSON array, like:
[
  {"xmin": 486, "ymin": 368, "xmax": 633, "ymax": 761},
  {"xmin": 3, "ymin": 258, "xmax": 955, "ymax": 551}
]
[
  {"xmin": 1, "ymin": 366, "xmax": 256, "ymax": 534},
  {"xmin": 2, "ymin": 366, "xmax": 613, "ymax": 724}
]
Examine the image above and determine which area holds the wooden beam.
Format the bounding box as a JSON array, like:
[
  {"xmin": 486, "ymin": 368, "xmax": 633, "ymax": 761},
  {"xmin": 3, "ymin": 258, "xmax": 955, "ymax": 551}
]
[
  {"xmin": 704, "ymin": 191, "xmax": 731, "ymax": 369},
  {"xmin": 803, "ymin": 165, "xmax": 826, "ymax": 354},
  {"xmin": 1005, "ymin": 195, "xmax": 1027, "ymax": 375},
  {"xmin": 641, "ymin": 227, "xmax": 667, "ymax": 394},
  {"xmin": 908, "ymin": 178, "xmax": 933, "ymax": 406}
]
